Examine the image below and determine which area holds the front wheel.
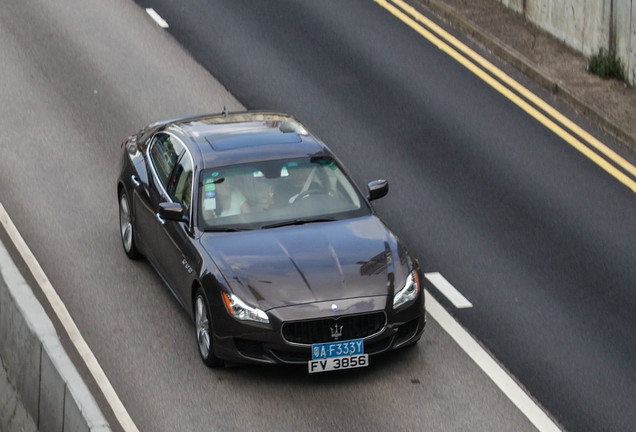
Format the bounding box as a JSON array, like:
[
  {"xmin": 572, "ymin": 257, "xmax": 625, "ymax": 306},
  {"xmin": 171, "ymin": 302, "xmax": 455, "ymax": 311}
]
[
  {"xmin": 118, "ymin": 189, "xmax": 140, "ymax": 259},
  {"xmin": 194, "ymin": 288, "xmax": 224, "ymax": 368}
]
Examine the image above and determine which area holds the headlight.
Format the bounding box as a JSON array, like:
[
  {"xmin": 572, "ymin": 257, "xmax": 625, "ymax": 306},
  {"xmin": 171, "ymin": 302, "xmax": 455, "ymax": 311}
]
[
  {"xmin": 393, "ymin": 270, "xmax": 420, "ymax": 309},
  {"xmin": 221, "ymin": 292, "xmax": 269, "ymax": 324}
]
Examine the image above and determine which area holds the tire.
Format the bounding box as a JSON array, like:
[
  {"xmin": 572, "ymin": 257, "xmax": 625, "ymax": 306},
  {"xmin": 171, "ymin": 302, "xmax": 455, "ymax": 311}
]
[
  {"xmin": 194, "ymin": 287, "xmax": 224, "ymax": 368},
  {"xmin": 118, "ymin": 189, "xmax": 141, "ymax": 259}
]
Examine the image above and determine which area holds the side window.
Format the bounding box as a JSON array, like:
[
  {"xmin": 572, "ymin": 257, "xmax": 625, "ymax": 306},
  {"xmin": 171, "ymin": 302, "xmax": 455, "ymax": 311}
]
[
  {"xmin": 167, "ymin": 153, "xmax": 194, "ymax": 217},
  {"xmin": 148, "ymin": 133, "xmax": 185, "ymax": 191}
]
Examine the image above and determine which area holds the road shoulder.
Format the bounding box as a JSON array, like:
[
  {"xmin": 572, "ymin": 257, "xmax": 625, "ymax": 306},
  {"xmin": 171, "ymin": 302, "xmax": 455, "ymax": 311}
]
[{"xmin": 418, "ymin": 0, "xmax": 636, "ymax": 152}]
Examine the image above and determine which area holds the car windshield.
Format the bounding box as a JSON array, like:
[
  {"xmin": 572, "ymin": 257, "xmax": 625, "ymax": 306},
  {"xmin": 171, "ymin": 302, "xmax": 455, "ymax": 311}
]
[{"xmin": 197, "ymin": 156, "xmax": 371, "ymax": 230}]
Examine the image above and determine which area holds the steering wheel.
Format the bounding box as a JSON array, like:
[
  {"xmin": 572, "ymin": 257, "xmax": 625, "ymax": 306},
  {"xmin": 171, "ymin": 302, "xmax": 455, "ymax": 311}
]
[{"xmin": 291, "ymin": 188, "xmax": 327, "ymax": 203}]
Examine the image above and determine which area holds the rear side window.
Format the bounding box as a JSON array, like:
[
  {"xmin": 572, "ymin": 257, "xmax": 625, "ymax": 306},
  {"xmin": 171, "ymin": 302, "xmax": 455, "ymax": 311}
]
[{"xmin": 148, "ymin": 133, "xmax": 185, "ymax": 190}]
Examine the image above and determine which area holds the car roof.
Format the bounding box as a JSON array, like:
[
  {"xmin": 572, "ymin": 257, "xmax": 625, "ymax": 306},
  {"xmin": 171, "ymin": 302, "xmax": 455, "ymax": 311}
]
[{"xmin": 161, "ymin": 112, "xmax": 331, "ymax": 169}]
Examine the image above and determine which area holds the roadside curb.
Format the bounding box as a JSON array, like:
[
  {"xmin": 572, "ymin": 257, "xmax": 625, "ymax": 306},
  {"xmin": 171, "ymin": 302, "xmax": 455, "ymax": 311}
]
[
  {"xmin": 0, "ymin": 240, "xmax": 111, "ymax": 432},
  {"xmin": 419, "ymin": 0, "xmax": 636, "ymax": 152}
]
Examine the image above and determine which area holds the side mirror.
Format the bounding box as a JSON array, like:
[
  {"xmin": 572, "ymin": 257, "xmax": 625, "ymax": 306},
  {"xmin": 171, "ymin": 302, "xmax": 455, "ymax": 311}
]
[
  {"xmin": 159, "ymin": 202, "xmax": 185, "ymax": 222},
  {"xmin": 367, "ymin": 179, "xmax": 389, "ymax": 201}
]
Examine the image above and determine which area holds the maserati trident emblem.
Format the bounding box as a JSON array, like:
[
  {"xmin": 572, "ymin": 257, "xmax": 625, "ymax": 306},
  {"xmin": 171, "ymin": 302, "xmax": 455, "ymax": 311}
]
[{"xmin": 330, "ymin": 323, "xmax": 343, "ymax": 340}]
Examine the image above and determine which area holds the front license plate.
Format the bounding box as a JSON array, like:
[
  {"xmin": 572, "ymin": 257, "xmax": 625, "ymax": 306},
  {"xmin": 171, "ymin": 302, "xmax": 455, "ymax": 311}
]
[
  {"xmin": 311, "ymin": 339, "xmax": 364, "ymax": 359},
  {"xmin": 308, "ymin": 339, "xmax": 368, "ymax": 373},
  {"xmin": 308, "ymin": 354, "xmax": 369, "ymax": 373}
]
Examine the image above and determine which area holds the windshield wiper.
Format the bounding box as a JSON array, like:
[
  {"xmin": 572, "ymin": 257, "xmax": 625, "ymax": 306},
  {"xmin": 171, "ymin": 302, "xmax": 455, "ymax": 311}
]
[
  {"xmin": 261, "ymin": 218, "xmax": 336, "ymax": 229},
  {"xmin": 204, "ymin": 226, "xmax": 247, "ymax": 232}
]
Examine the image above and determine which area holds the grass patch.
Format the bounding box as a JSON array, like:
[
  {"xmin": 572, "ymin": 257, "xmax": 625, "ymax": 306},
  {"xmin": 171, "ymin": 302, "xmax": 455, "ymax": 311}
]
[{"xmin": 587, "ymin": 48, "xmax": 626, "ymax": 82}]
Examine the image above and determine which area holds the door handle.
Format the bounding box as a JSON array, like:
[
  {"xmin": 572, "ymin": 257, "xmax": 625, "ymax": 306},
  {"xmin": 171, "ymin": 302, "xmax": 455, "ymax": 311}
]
[
  {"xmin": 155, "ymin": 213, "xmax": 165, "ymax": 225},
  {"xmin": 131, "ymin": 175, "xmax": 141, "ymax": 188}
]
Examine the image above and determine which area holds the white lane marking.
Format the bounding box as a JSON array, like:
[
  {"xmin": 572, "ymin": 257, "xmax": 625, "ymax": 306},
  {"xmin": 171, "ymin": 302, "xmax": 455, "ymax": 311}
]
[
  {"xmin": 425, "ymin": 290, "xmax": 562, "ymax": 431},
  {"xmin": 146, "ymin": 8, "xmax": 169, "ymax": 29},
  {"xmin": 425, "ymin": 272, "xmax": 473, "ymax": 308},
  {"xmin": 0, "ymin": 202, "xmax": 140, "ymax": 432}
]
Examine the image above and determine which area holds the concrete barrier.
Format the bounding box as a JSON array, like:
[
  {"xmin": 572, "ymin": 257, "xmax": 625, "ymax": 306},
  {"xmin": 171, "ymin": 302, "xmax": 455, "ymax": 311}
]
[
  {"xmin": 1, "ymin": 357, "xmax": 37, "ymax": 432},
  {"xmin": 0, "ymin": 240, "xmax": 110, "ymax": 432},
  {"xmin": 497, "ymin": 0, "xmax": 635, "ymax": 85}
]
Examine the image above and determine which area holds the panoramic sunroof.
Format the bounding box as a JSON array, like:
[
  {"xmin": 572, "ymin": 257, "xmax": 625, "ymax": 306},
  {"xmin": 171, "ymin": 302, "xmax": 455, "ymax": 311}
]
[{"xmin": 205, "ymin": 131, "xmax": 302, "ymax": 151}]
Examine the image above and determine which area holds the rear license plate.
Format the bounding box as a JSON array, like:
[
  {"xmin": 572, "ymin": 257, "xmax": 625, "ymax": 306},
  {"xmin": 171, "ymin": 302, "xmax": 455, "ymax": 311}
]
[{"xmin": 308, "ymin": 339, "xmax": 368, "ymax": 373}]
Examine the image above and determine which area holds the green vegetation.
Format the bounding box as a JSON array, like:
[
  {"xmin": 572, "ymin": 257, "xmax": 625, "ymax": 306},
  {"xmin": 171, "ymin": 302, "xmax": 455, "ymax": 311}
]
[{"xmin": 587, "ymin": 48, "xmax": 626, "ymax": 83}]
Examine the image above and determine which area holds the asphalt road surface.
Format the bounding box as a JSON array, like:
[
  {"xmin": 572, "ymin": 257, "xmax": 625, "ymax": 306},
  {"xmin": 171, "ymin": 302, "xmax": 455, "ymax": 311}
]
[{"xmin": 1, "ymin": 0, "xmax": 634, "ymax": 431}]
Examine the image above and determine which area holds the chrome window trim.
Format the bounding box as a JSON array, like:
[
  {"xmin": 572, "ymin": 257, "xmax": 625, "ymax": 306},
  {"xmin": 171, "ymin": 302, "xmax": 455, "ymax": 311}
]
[{"xmin": 146, "ymin": 131, "xmax": 195, "ymax": 226}]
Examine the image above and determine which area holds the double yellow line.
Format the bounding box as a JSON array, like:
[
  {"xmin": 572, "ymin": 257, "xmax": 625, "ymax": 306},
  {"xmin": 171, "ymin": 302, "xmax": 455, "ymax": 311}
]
[{"xmin": 375, "ymin": 0, "xmax": 636, "ymax": 193}]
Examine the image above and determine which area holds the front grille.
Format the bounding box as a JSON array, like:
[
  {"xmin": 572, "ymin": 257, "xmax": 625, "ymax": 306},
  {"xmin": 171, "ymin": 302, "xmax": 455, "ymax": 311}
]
[
  {"xmin": 281, "ymin": 312, "xmax": 386, "ymax": 344},
  {"xmin": 271, "ymin": 333, "xmax": 395, "ymax": 363}
]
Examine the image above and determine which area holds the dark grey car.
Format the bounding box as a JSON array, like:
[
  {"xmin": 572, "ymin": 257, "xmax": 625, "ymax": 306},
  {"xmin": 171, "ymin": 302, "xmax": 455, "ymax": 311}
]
[{"xmin": 117, "ymin": 111, "xmax": 425, "ymax": 371}]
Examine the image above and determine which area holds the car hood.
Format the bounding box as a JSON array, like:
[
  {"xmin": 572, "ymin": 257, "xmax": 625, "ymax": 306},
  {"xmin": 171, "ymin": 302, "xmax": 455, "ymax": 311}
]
[{"xmin": 199, "ymin": 216, "xmax": 409, "ymax": 311}]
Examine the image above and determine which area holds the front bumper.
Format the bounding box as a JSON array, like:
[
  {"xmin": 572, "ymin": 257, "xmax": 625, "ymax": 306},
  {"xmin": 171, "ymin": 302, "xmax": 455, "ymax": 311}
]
[{"xmin": 211, "ymin": 295, "xmax": 426, "ymax": 365}]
